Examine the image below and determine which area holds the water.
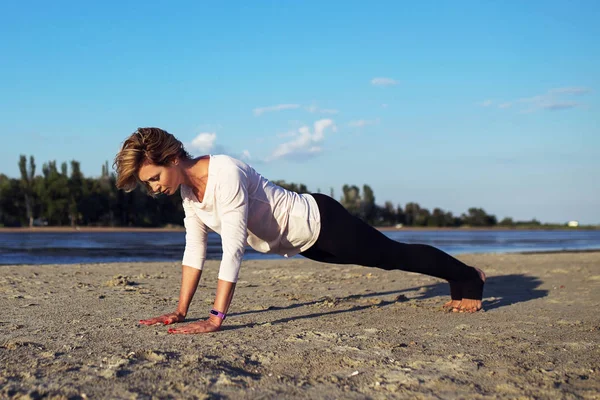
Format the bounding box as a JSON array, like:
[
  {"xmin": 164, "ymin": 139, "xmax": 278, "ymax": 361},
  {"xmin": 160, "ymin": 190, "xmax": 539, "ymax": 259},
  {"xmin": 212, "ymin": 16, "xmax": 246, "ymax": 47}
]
[{"xmin": 1, "ymin": 229, "xmax": 599, "ymax": 265}]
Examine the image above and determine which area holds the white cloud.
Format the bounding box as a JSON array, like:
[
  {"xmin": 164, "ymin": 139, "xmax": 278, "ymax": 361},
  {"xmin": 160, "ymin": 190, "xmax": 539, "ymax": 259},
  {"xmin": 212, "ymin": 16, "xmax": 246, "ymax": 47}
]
[
  {"xmin": 254, "ymin": 103, "xmax": 340, "ymax": 117},
  {"xmin": 348, "ymin": 119, "xmax": 380, "ymax": 128},
  {"xmin": 517, "ymin": 93, "xmax": 583, "ymax": 113},
  {"xmin": 371, "ymin": 77, "xmax": 398, "ymax": 87},
  {"xmin": 548, "ymin": 87, "xmax": 591, "ymax": 95},
  {"xmin": 313, "ymin": 119, "xmax": 337, "ymax": 140},
  {"xmin": 190, "ymin": 132, "xmax": 217, "ymax": 153},
  {"xmin": 186, "ymin": 132, "xmax": 250, "ymax": 162},
  {"xmin": 268, "ymin": 119, "xmax": 337, "ymax": 161},
  {"xmin": 305, "ymin": 104, "xmax": 339, "ymax": 114},
  {"xmin": 277, "ymin": 131, "xmax": 297, "ymax": 138},
  {"xmin": 541, "ymin": 102, "xmax": 580, "ymax": 111},
  {"xmin": 517, "ymin": 95, "xmax": 546, "ymax": 104},
  {"xmin": 481, "ymin": 86, "xmax": 592, "ymax": 113},
  {"xmin": 253, "ymin": 104, "xmax": 301, "ymax": 116},
  {"xmin": 195, "ymin": 123, "xmax": 223, "ymax": 132}
]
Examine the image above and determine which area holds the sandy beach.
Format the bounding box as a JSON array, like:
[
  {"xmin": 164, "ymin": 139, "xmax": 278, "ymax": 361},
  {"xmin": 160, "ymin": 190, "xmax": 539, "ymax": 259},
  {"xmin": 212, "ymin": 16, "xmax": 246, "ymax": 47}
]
[{"xmin": 1, "ymin": 252, "xmax": 599, "ymax": 399}]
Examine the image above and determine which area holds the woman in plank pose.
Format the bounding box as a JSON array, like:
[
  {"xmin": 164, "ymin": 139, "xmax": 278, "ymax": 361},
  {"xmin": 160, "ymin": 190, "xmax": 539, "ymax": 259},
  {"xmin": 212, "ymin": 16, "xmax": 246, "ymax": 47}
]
[{"xmin": 114, "ymin": 127, "xmax": 485, "ymax": 334}]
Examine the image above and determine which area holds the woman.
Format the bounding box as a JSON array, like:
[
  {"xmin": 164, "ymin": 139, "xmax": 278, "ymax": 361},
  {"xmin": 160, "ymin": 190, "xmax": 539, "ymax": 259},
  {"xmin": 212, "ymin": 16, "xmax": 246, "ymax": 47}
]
[{"xmin": 114, "ymin": 127, "xmax": 485, "ymax": 334}]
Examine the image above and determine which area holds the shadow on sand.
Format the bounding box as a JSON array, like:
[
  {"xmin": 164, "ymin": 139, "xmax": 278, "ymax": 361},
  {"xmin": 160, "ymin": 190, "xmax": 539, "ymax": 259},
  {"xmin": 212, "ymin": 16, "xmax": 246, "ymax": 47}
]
[{"xmin": 212, "ymin": 274, "xmax": 548, "ymax": 331}]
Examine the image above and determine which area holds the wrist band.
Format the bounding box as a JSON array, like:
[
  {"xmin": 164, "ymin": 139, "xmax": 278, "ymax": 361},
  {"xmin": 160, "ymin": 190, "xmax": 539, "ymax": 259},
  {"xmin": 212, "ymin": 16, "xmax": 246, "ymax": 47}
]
[{"xmin": 209, "ymin": 309, "xmax": 226, "ymax": 320}]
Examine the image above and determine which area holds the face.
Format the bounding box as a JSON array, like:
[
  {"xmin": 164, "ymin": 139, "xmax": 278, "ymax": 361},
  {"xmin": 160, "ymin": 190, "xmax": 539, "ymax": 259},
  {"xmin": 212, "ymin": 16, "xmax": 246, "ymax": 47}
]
[{"xmin": 137, "ymin": 159, "xmax": 183, "ymax": 196}]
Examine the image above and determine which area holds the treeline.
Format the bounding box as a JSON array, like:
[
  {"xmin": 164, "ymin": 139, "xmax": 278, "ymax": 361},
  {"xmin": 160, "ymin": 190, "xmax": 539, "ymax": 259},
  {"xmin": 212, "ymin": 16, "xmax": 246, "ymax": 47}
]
[
  {"xmin": 0, "ymin": 156, "xmax": 184, "ymax": 227},
  {"xmin": 0, "ymin": 155, "xmax": 548, "ymax": 228},
  {"xmin": 333, "ymin": 184, "xmax": 542, "ymax": 228}
]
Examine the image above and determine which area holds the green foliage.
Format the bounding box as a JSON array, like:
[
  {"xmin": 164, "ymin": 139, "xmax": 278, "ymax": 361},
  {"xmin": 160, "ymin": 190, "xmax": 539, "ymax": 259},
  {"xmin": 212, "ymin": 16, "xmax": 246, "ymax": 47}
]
[
  {"xmin": 1, "ymin": 156, "xmax": 587, "ymax": 229},
  {"xmin": 379, "ymin": 201, "xmax": 396, "ymax": 226},
  {"xmin": 68, "ymin": 160, "xmax": 84, "ymax": 227},
  {"xmin": 461, "ymin": 207, "xmax": 497, "ymax": 227},
  {"xmin": 272, "ymin": 180, "xmax": 308, "ymax": 194},
  {"xmin": 0, "ymin": 173, "xmax": 22, "ymax": 227},
  {"xmin": 499, "ymin": 217, "xmax": 514, "ymax": 226},
  {"xmin": 404, "ymin": 202, "xmax": 421, "ymax": 226},
  {"xmin": 1, "ymin": 155, "xmax": 186, "ymax": 228},
  {"xmin": 340, "ymin": 184, "xmax": 361, "ymax": 216},
  {"xmin": 396, "ymin": 205, "xmax": 406, "ymax": 225},
  {"xmin": 361, "ymin": 184, "xmax": 376, "ymax": 224},
  {"xmin": 18, "ymin": 155, "xmax": 36, "ymax": 227}
]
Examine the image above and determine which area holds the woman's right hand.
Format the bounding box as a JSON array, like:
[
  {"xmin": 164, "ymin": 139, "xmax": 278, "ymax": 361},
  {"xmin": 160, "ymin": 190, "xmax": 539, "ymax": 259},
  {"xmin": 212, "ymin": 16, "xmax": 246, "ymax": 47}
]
[{"xmin": 139, "ymin": 312, "xmax": 185, "ymax": 326}]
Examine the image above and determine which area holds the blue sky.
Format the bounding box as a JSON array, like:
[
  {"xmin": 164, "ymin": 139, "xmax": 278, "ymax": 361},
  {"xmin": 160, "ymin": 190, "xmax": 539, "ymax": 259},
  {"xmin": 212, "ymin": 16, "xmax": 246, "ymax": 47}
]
[{"xmin": 1, "ymin": 1, "xmax": 598, "ymax": 224}]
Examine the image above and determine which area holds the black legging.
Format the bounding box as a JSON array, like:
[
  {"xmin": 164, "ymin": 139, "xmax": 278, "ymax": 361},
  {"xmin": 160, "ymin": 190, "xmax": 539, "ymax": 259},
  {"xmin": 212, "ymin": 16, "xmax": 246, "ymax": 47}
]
[{"xmin": 301, "ymin": 194, "xmax": 481, "ymax": 295}]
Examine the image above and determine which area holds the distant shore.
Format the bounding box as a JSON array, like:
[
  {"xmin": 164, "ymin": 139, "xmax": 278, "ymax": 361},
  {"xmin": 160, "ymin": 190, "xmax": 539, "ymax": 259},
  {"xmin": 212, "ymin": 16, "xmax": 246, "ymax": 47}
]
[{"xmin": 1, "ymin": 225, "xmax": 597, "ymax": 233}]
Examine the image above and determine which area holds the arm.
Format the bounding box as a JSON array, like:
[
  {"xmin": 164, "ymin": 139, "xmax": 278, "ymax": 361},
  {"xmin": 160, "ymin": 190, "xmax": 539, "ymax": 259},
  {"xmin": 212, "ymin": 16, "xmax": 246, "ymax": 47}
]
[
  {"xmin": 207, "ymin": 279, "xmax": 236, "ymax": 327},
  {"xmin": 176, "ymin": 265, "xmax": 203, "ymax": 317},
  {"xmin": 207, "ymin": 170, "xmax": 249, "ymax": 326},
  {"xmin": 139, "ymin": 265, "xmax": 202, "ymax": 325},
  {"xmin": 168, "ymin": 168, "xmax": 249, "ymax": 334},
  {"xmin": 140, "ymin": 206, "xmax": 208, "ymax": 326},
  {"xmin": 176, "ymin": 208, "xmax": 209, "ymax": 317},
  {"xmin": 167, "ymin": 278, "xmax": 236, "ymax": 333}
]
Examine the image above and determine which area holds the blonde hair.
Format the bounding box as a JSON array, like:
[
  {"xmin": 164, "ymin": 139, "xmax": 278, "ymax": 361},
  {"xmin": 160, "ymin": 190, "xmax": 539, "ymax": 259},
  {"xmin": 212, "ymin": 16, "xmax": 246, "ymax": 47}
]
[{"xmin": 113, "ymin": 127, "xmax": 192, "ymax": 192}]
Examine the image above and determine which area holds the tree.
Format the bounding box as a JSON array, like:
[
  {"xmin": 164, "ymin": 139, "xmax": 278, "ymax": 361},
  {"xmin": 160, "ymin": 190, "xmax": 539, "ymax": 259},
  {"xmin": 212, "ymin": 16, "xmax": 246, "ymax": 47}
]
[
  {"xmin": 2, "ymin": 157, "xmax": 522, "ymax": 230},
  {"xmin": 404, "ymin": 202, "xmax": 421, "ymax": 226},
  {"xmin": 396, "ymin": 205, "xmax": 406, "ymax": 225},
  {"xmin": 462, "ymin": 207, "xmax": 497, "ymax": 227},
  {"xmin": 272, "ymin": 180, "xmax": 308, "ymax": 193},
  {"xmin": 37, "ymin": 161, "xmax": 70, "ymax": 225},
  {"xmin": 415, "ymin": 208, "xmax": 431, "ymax": 227},
  {"xmin": 429, "ymin": 208, "xmax": 446, "ymax": 227},
  {"xmin": 68, "ymin": 160, "xmax": 84, "ymax": 227},
  {"xmin": 361, "ymin": 184, "xmax": 376, "ymax": 224},
  {"xmin": 18, "ymin": 155, "xmax": 36, "ymax": 226},
  {"xmin": 499, "ymin": 217, "xmax": 514, "ymax": 227},
  {"xmin": 0, "ymin": 174, "xmax": 22, "ymax": 227},
  {"xmin": 378, "ymin": 201, "xmax": 396, "ymax": 226},
  {"xmin": 446, "ymin": 211, "xmax": 460, "ymax": 227},
  {"xmin": 341, "ymin": 184, "xmax": 361, "ymax": 216},
  {"xmin": 515, "ymin": 218, "xmax": 541, "ymax": 227}
]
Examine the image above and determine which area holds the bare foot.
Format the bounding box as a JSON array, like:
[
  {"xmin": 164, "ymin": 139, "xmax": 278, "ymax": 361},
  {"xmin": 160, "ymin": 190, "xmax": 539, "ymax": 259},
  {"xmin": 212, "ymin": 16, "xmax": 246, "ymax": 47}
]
[
  {"xmin": 452, "ymin": 298, "xmax": 482, "ymax": 313},
  {"xmin": 442, "ymin": 299, "xmax": 462, "ymax": 310},
  {"xmin": 452, "ymin": 267, "xmax": 486, "ymax": 313},
  {"xmin": 442, "ymin": 276, "xmax": 467, "ymax": 311}
]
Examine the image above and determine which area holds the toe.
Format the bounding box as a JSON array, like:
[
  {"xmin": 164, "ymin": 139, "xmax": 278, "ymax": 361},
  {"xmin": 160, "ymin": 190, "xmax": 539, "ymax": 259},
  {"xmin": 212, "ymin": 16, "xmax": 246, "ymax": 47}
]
[{"xmin": 443, "ymin": 300, "xmax": 461, "ymax": 311}]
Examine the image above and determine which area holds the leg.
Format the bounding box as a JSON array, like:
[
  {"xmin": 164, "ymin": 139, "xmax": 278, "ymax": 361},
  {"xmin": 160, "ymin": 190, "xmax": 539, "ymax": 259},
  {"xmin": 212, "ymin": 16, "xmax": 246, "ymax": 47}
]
[{"xmin": 302, "ymin": 194, "xmax": 485, "ymax": 312}]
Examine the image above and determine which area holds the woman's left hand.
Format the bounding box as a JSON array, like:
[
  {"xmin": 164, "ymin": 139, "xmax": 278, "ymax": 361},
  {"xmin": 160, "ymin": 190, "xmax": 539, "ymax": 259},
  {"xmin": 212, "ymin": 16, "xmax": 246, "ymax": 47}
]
[{"xmin": 167, "ymin": 318, "xmax": 221, "ymax": 334}]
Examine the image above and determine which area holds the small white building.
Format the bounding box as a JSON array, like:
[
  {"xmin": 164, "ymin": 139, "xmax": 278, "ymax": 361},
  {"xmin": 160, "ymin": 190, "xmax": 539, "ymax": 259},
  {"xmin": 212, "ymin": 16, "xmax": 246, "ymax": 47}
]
[{"xmin": 567, "ymin": 220, "xmax": 579, "ymax": 228}]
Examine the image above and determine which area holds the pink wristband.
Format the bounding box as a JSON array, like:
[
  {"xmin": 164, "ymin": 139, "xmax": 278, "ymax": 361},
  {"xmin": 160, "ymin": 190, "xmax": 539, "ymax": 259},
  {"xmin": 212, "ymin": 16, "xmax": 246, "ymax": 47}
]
[{"xmin": 209, "ymin": 309, "xmax": 226, "ymax": 320}]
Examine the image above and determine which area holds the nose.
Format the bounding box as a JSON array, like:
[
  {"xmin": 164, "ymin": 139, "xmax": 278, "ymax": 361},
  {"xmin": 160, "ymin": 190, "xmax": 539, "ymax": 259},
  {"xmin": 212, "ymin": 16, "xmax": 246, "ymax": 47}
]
[{"xmin": 150, "ymin": 182, "xmax": 161, "ymax": 193}]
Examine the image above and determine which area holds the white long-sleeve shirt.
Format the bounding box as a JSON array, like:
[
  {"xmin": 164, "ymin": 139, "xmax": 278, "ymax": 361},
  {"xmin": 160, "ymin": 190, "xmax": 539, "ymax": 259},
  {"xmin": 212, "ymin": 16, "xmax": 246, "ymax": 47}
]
[{"xmin": 181, "ymin": 155, "xmax": 321, "ymax": 282}]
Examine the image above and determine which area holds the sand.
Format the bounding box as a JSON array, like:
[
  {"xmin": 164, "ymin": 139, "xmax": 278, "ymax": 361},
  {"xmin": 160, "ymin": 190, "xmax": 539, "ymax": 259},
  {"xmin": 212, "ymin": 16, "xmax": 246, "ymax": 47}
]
[{"xmin": 1, "ymin": 252, "xmax": 599, "ymax": 399}]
